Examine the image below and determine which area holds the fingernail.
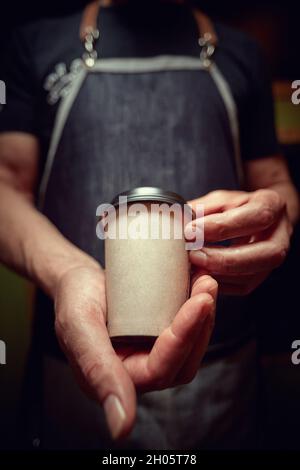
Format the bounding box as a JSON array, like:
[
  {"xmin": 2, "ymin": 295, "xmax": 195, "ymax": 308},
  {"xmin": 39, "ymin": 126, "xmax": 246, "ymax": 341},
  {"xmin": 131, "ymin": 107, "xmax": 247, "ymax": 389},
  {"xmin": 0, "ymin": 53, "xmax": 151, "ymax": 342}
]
[
  {"xmin": 104, "ymin": 394, "xmax": 126, "ymax": 440},
  {"xmin": 192, "ymin": 250, "xmax": 207, "ymax": 264},
  {"xmin": 184, "ymin": 223, "xmax": 196, "ymax": 241}
]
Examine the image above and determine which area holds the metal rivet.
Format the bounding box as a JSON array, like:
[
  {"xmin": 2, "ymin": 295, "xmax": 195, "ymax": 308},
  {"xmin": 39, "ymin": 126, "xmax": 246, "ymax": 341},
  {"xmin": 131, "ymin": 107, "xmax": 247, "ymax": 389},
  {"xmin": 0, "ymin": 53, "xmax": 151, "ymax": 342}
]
[{"xmin": 85, "ymin": 57, "xmax": 95, "ymax": 67}]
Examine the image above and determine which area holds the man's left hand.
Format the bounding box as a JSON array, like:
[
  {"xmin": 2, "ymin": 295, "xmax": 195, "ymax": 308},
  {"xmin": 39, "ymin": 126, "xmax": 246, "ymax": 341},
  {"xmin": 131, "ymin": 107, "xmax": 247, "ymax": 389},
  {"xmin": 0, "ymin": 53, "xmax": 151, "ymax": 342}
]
[{"xmin": 186, "ymin": 189, "xmax": 293, "ymax": 295}]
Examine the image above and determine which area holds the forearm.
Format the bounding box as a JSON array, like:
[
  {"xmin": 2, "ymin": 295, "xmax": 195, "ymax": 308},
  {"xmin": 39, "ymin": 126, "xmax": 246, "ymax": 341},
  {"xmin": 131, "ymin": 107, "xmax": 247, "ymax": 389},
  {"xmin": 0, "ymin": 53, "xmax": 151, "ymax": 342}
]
[{"xmin": 0, "ymin": 182, "xmax": 102, "ymax": 298}]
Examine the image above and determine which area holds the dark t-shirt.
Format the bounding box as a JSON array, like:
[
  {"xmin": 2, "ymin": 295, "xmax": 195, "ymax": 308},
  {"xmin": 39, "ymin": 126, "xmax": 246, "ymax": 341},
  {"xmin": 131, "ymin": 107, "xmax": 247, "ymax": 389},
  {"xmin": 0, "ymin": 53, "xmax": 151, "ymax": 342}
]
[
  {"xmin": 0, "ymin": 3, "xmax": 280, "ymax": 357},
  {"xmin": 0, "ymin": 2, "xmax": 278, "ymax": 162}
]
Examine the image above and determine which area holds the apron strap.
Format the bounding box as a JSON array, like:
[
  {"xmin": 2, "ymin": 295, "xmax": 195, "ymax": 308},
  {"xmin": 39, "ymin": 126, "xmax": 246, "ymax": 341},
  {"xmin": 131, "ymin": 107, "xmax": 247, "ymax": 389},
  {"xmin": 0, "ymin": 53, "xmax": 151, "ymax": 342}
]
[
  {"xmin": 80, "ymin": 0, "xmax": 102, "ymax": 40},
  {"xmin": 80, "ymin": 1, "xmax": 218, "ymax": 45},
  {"xmin": 192, "ymin": 8, "xmax": 218, "ymax": 47},
  {"xmin": 80, "ymin": 1, "xmax": 219, "ymax": 69}
]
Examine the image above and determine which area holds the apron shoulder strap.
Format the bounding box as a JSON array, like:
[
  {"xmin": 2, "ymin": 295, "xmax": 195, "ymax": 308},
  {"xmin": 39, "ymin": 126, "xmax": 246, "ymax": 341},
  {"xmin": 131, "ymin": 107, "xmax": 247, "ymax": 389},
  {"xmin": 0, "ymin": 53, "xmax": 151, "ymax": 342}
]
[
  {"xmin": 192, "ymin": 8, "xmax": 218, "ymax": 47},
  {"xmin": 80, "ymin": 0, "xmax": 218, "ymax": 45},
  {"xmin": 80, "ymin": 0, "xmax": 101, "ymax": 40}
]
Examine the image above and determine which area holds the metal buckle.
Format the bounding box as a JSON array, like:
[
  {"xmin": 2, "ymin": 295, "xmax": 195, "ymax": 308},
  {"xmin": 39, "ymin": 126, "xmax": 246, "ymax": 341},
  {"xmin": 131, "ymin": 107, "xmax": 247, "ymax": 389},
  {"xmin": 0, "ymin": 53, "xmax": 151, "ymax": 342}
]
[
  {"xmin": 82, "ymin": 27, "xmax": 100, "ymax": 68},
  {"xmin": 198, "ymin": 32, "xmax": 215, "ymax": 69}
]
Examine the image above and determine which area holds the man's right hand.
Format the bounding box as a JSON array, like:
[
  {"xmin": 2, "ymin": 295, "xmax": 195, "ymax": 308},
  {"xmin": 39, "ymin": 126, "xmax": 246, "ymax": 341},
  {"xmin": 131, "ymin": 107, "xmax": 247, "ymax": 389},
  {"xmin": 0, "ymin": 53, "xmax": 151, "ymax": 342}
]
[
  {"xmin": 0, "ymin": 132, "xmax": 218, "ymax": 441},
  {"xmin": 54, "ymin": 264, "xmax": 217, "ymax": 441}
]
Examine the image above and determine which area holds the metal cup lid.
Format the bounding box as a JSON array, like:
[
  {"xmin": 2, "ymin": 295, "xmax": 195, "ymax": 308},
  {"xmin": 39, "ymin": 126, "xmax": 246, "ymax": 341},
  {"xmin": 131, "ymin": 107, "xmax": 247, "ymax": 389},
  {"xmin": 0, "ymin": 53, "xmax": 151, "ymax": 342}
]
[{"xmin": 111, "ymin": 187, "xmax": 187, "ymax": 207}]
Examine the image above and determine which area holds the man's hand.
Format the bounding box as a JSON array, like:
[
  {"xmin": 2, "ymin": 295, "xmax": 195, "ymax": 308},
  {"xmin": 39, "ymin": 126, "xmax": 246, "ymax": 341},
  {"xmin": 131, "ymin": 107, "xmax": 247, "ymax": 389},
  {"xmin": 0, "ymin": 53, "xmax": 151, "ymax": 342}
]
[
  {"xmin": 0, "ymin": 132, "xmax": 217, "ymax": 443},
  {"xmin": 186, "ymin": 189, "xmax": 293, "ymax": 295},
  {"xmin": 54, "ymin": 265, "xmax": 217, "ymax": 440}
]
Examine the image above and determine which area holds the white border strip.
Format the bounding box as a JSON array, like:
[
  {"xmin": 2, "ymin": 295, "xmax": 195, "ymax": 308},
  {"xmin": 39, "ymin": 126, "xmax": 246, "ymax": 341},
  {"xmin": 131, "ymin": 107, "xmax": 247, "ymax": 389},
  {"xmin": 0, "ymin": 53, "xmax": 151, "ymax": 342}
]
[
  {"xmin": 38, "ymin": 67, "xmax": 87, "ymax": 209},
  {"xmin": 90, "ymin": 55, "xmax": 206, "ymax": 73}
]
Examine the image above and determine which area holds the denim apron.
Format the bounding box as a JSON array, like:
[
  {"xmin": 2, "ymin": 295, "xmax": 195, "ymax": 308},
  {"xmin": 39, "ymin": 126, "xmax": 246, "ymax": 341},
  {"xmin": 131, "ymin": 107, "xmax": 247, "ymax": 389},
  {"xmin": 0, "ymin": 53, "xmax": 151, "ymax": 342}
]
[{"xmin": 24, "ymin": 3, "xmax": 258, "ymax": 450}]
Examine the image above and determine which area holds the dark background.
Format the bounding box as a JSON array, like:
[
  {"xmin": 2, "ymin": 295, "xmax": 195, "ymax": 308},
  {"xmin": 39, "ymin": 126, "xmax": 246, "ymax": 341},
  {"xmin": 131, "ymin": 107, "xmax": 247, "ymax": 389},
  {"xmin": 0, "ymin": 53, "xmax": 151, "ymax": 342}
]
[{"xmin": 0, "ymin": 0, "xmax": 299, "ymax": 450}]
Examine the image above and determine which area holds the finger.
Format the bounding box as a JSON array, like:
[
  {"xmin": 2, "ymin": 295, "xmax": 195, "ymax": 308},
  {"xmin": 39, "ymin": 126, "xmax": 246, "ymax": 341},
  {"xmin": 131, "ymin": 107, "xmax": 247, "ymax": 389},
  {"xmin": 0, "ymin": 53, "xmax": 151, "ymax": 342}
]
[
  {"xmin": 146, "ymin": 273, "xmax": 218, "ymax": 386},
  {"xmin": 148, "ymin": 293, "xmax": 215, "ymax": 389},
  {"xmin": 125, "ymin": 292, "xmax": 215, "ymax": 392},
  {"xmin": 55, "ymin": 299, "xmax": 136, "ymax": 440},
  {"xmin": 190, "ymin": 217, "xmax": 289, "ymax": 275},
  {"xmin": 191, "ymin": 273, "xmax": 219, "ymax": 298},
  {"xmin": 191, "ymin": 269, "xmax": 210, "ymax": 287},
  {"xmin": 188, "ymin": 191, "xmax": 284, "ymax": 242},
  {"xmin": 188, "ymin": 190, "xmax": 249, "ymax": 216}
]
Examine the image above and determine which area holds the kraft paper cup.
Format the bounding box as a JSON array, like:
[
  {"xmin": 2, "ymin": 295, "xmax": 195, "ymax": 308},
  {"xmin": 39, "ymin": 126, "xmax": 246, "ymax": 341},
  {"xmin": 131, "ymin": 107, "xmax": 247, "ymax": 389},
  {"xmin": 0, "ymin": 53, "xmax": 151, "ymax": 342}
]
[{"xmin": 104, "ymin": 188, "xmax": 191, "ymax": 340}]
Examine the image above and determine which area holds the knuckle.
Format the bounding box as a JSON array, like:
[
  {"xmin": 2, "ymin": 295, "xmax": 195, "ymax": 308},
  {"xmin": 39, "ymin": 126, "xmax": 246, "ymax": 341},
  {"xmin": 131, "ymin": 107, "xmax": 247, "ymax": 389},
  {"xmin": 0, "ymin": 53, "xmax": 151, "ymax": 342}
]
[
  {"xmin": 259, "ymin": 208, "xmax": 276, "ymax": 227},
  {"xmin": 280, "ymin": 238, "xmax": 290, "ymax": 257},
  {"xmin": 254, "ymin": 189, "xmax": 283, "ymax": 209},
  {"xmin": 270, "ymin": 243, "xmax": 288, "ymax": 266},
  {"xmin": 214, "ymin": 222, "xmax": 227, "ymax": 239},
  {"xmin": 208, "ymin": 278, "xmax": 218, "ymax": 295},
  {"xmin": 220, "ymin": 253, "xmax": 235, "ymax": 272},
  {"xmin": 254, "ymin": 188, "xmax": 273, "ymax": 200},
  {"xmin": 207, "ymin": 190, "xmax": 229, "ymax": 210},
  {"xmin": 278, "ymin": 248, "xmax": 288, "ymax": 264},
  {"xmin": 210, "ymin": 189, "xmax": 227, "ymax": 198},
  {"xmin": 253, "ymin": 189, "xmax": 267, "ymax": 199}
]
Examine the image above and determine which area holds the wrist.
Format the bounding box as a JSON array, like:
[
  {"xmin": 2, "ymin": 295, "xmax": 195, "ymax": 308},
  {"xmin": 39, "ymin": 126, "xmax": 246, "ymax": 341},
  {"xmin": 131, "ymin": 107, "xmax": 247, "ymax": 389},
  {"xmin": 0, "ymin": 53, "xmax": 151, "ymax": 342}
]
[
  {"xmin": 24, "ymin": 241, "xmax": 102, "ymax": 299},
  {"xmin": 49, "ymin": 254, "xmax": 103, "ymax": 299}
]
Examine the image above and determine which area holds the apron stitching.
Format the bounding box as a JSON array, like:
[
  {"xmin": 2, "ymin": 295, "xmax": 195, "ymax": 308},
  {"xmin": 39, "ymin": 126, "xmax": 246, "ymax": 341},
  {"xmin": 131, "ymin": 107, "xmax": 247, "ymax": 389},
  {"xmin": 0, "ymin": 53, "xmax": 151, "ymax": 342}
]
[
  {"xmin": 90, "ymin": 55, "xmax": 208, "ymax": 73},
  {"xmin": 38, "ymin": 66, "xmax": 87, "ymax": 209}
]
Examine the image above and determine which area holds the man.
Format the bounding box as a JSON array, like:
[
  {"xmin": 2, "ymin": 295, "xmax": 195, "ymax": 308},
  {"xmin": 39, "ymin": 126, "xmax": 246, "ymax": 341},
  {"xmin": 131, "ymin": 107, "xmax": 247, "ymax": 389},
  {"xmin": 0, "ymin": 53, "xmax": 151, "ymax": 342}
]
[{"xmin": 0, "ymin": 0, "xmax": 298, "ymax": 449}]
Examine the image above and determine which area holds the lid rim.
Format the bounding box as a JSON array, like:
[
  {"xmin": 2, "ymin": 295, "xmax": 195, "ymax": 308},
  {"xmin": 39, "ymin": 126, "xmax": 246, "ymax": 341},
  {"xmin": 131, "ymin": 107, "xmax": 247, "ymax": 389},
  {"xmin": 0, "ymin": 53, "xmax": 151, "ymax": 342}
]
[{"xmin": 111, "ymin": 187, "xmax": 187, "ymax": 208}]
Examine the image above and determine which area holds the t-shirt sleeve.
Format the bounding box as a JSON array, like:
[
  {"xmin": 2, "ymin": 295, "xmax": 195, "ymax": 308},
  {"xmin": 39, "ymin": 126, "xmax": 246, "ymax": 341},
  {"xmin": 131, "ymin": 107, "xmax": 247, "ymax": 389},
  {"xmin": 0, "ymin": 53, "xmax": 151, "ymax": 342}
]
[
  {"xmin": 239, "ymin": 42, "xmax": 279, "ymax": 161},
  {"xmin": 0, "ymin": 27, "xmax": 38, "ymax": 135}
]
